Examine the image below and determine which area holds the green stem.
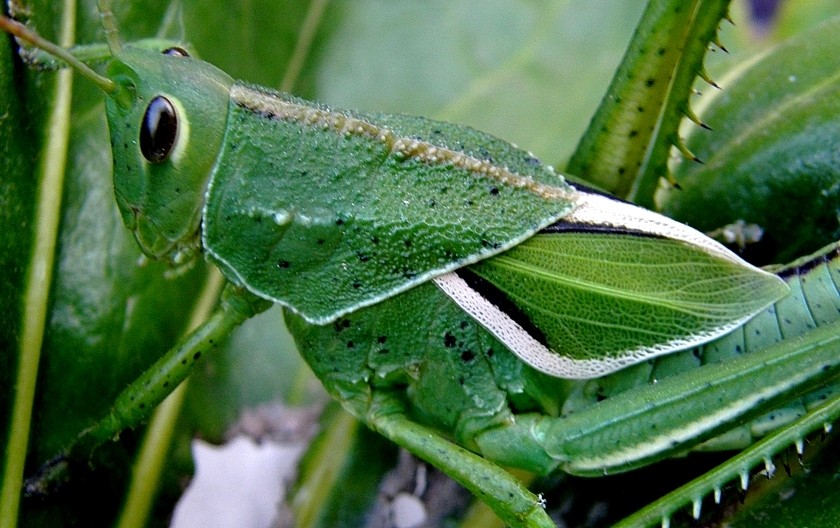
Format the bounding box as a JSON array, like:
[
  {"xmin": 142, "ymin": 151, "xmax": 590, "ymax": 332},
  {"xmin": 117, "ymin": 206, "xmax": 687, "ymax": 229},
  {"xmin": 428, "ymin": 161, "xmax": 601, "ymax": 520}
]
[
  {"xmin": 279, "ymin": 0, "xmax": 330, "ymax": 93},
  {"xmin": 291, "ymin": 405, "xmax": 359, "ymax": 528},
  {"xmin": 0, "ymin": 2, "xmax": 76, "ymax": 526}
]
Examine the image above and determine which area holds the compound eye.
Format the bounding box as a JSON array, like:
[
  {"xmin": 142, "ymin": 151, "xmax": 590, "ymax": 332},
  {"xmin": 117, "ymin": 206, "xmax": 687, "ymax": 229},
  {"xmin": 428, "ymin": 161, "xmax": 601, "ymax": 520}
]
[
  {"xmin": 140, "ymin": 96, "xmax": 178, "ymax": 163},
  {"xmin": 162, "ymin": 46, "xmax": 190, "ymax": 57}
]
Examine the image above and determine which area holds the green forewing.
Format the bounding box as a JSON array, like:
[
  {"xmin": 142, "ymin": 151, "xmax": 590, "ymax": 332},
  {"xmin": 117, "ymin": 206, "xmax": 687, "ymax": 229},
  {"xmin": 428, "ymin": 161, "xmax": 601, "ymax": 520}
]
[
  {"xmin": 203, "ymin": 84, "xmax": 576, "ymax": 324},
  {"xmin": 468, "ymin": 232, "xmax": 790, "ymax": 372}
]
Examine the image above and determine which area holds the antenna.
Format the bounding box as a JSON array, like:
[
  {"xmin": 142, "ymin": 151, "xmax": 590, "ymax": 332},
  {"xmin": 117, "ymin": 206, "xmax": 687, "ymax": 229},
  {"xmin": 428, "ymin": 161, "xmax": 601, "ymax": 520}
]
[
  {"xmin": 0, "ymin": 15, "xmax": 117, "ymax": 94},
  {"xmin": 97, "ymin": 0, "xmax": 122, "ymax": 54}
]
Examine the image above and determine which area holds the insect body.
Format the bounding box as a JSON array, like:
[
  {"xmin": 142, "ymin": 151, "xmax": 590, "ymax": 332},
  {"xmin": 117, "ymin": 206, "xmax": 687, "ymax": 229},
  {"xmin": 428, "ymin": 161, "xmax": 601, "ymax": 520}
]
[
  {"xmin": 1, "ymin": 4, "xmax": 827, "ymax": 527},
  {"xmin": 83, "ymin": 37, "xmax": 784, "ymax": 378},
  {"xmin": 0, "ymin": 7, "xmax": 782, "ymax": 378}
]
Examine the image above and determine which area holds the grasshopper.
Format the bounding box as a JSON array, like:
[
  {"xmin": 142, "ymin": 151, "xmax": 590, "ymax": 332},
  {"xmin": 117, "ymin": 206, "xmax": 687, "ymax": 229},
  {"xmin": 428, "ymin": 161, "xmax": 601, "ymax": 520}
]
[{"xmin": 2, "ymin": 1, "xmax": 839, "ymax": 527}]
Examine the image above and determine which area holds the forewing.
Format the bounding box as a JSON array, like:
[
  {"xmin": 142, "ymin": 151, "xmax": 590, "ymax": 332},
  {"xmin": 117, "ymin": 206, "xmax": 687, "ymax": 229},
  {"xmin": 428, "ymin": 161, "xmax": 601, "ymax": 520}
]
[
  {"xmin": 436, "ymin": 192, "xmax": 789, "ymax": 379},
  {"xmin": 203, "ymin": 86, "xmax": 575, "ymax": 324}
]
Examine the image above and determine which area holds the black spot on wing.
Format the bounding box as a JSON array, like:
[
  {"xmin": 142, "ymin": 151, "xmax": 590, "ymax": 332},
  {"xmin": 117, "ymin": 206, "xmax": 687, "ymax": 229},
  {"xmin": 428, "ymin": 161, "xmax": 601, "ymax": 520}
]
[{"xmin": 443, "ymin": 332, "xmax": 457, "ymax": 348}]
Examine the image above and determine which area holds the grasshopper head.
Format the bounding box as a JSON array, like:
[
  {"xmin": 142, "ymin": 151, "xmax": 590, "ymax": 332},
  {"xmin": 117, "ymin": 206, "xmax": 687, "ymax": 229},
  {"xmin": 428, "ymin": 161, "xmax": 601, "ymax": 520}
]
[
  {"xmin": 0, "ymin": 13, "xmax": 234, "ymax": 263},
  {"xmin": 105, "ymin": 46, "xmax": 234, "ymax": 262}
]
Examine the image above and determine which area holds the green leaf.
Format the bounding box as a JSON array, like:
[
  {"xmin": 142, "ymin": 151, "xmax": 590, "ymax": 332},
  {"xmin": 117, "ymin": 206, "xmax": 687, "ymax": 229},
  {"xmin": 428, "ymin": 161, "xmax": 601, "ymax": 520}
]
[
  {"xmin": 305, "ymin": 0, "xmax": 646, "ymax": 162},
  {"xmin": 2, "ymin": 2, "xmax": 208, "ymax": 526},
  {"xmin": 0, "ymin": 5, "xmax": 39, "ymax": 429}
]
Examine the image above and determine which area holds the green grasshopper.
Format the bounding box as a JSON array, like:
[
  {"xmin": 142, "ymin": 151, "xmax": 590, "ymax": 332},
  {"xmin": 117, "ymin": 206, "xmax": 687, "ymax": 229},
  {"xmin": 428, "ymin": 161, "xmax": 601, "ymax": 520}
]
[{"xmin": 2, "ymin": 1, "xmax": 839, "ymax": 527}]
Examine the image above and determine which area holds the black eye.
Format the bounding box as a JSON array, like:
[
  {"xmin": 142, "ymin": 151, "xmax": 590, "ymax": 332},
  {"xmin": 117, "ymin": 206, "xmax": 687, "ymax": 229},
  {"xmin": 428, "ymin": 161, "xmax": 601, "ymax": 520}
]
[
  {"xmin": 162, "ymin": 46, "xmax": 190, "ymax": 57},
  {"xmin": 140, "ymin": 96, "xmax": 178, "ymax": 163}
]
